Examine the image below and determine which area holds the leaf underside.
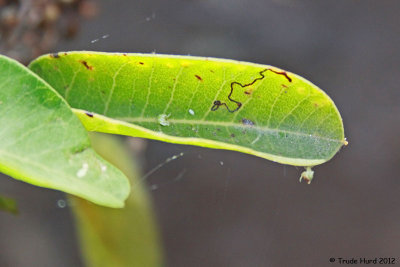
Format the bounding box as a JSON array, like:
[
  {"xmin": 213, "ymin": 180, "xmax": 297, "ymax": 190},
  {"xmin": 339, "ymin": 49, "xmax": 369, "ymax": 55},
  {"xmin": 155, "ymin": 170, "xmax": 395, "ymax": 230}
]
[
  {"xmin": 0, "ymin": 55, "xmax": 130, "ymax": 208},
  {"xmin": 29, "ymin": 52, "xmax": 346, "ymax": 166}
]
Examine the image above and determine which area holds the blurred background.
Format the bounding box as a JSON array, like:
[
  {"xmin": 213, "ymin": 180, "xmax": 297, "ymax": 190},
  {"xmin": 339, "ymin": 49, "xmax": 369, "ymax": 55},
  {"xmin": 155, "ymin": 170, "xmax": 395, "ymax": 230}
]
[{"xmin": 1, "ymin": 0, "xmax": 400, "ymax": 266}]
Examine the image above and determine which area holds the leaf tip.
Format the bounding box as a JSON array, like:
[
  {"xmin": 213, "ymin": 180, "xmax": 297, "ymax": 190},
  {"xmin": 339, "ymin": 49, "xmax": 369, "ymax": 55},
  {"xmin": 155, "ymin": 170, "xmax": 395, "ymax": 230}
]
[{"xmin": 342, "ymin": 138, "xmax": 349, "ymax": 146}]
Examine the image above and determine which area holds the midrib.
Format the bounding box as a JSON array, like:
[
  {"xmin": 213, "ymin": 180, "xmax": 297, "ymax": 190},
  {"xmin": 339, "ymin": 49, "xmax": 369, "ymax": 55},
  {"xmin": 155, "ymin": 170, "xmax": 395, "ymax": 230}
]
[{"xmin": 114, "ymin": 116, "xmax": 342, "ymax": 143}]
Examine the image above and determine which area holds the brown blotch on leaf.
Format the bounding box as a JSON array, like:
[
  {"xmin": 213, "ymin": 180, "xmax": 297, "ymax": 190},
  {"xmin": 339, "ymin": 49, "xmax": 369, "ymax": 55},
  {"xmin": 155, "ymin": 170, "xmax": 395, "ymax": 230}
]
[
  {"xmin": 122, "ymin": 53, "xmax": 127, "ymax": 56},
  {"xmin": 314, "ymin": 103, "xmax": 319, "ymax": 107},
  {"xmin": 244, "ymin": 87, "xmax": 254, "ymax": 95},
  {"xmin": 281, "ymin": 84, "xmax": 288, "ymax": 88},
  {"xmin": 139, "ymin": 62, "xmax": 144, "ymax": 65},
  {"xmin": 79, "ymin": 60, "xmax": 93, "ymax": 70},
  {"xmin": 195, "ymin": 75, "xmax": 203, "ymax": 81},
  {"xmin": 85, "ymin": 112, "xmax": 94, "ymax": 118}
]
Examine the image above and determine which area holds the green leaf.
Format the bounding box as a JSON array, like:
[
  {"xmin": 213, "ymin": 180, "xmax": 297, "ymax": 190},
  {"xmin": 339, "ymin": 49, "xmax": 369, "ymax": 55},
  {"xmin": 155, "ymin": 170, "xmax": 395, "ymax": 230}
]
[
  {"xmin": 72, "ymin": 133, "xmax": 163, "ymax": 267},
  {"xmin": 0, "ymin": 195, "xmax": 18, "ymax": 215},
  {"xmin": 29, "ymin": 52, "xmax": 346, "ymax": 167},
  {"xmin": 0, "ymin": 55, "xmax": 130, "ymax": 208}
]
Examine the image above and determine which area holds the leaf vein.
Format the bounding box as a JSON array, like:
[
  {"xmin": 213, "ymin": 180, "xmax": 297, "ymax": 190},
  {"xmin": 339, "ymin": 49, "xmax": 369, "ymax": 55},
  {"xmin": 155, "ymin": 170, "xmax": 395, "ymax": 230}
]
[
  {"xmin": 140, "ymin": 62, "xmax": 156, "ymax": 117},
  {"xmin": 115, "ymin": 117, "xmax": 342, "ymax": 143},
  {"xmin": 163, "ymin": 66, "xmax": 183, "ymax": 114},
  {"xmin": 275, "ymin": 89, "xmax": 312, "ymax": 128},
  {"xmin": 103, "ymin": 62, "xmax": 130, "ymax": 115}
]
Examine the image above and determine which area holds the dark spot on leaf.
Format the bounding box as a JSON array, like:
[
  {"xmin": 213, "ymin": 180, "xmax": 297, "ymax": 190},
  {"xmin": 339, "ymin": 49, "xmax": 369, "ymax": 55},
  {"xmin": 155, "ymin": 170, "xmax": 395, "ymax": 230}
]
[
  {"xmin": 123, "ymin": 53, "xmax": 127, "ymax": 56},
  {"xmin": 230, "ymin": 133, "xmax": 235, "ymax": 138},
  {"xmin": 64, "ymin": 52, "xmax": 68, "ymax": 56},
  {"xmin": 244, "ymin": 88, "xmax": 253, "ymax": 95},
  {"xmin": 79, "ymin": 60, "xmax": 93, "ymax": 70},
  {"xmin": 85, "ymin": 112, "xmax": 94, "ymax": 118},
  {"xmin": 314, "ymin": 103, "xmax": 319, "ymax": 107},
  {"xmin": 195, "ymin": 75, "xmax": 203, "ymax": 81},
  {"xmin": 281, "ymin": 84, "xmax": 288, "ymax": 88},
  {"xmin": 242, "ymin": 118, "xmax": 255, "ymax": 126},
  {"xmin": 139, "ymin": 62, "xmax": 144, "ymax": 65},
  {"xmin": 210, "ymin": 70, "xmax": 215, "ymax": 73},
  {"xmin": 217, "ymin": 128, "xmax": 221, "ymax": 131}
]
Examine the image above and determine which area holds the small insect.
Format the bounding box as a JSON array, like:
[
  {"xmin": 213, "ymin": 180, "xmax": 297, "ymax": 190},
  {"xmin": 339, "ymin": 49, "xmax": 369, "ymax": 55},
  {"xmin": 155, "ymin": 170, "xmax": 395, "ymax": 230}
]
[
  {"xmin": 158, "ymin": 114, "xmax": 171, "ymax": 126},
  {"xmin": 85, "ymin": 112, "xmax": 94, "ymax": 117},
  {"xmin": 299, "ymin": 167, "xmax": 314, "ymax": 184}
]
